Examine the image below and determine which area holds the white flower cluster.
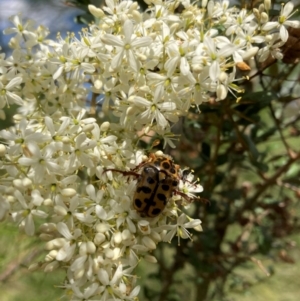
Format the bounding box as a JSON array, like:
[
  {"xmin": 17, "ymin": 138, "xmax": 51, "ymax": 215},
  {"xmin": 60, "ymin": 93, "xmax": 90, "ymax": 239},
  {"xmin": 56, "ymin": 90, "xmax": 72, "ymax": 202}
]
[{"xmin": 0, "ymin": 0, "xmax": 298, "ymax": 300}]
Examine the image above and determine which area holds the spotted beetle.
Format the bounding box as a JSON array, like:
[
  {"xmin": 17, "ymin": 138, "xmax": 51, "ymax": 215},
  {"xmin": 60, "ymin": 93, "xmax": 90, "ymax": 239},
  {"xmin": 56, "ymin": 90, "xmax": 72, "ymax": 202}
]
[{"xmin": 104, "ymin": 153, "xmax": 197, "ymax": 217}]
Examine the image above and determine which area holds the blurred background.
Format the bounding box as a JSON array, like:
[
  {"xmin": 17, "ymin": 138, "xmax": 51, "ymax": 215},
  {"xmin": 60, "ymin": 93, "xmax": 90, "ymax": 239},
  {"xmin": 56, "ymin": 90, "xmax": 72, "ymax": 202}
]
[{"xmin": 0, "ymin": 0, "xmax": 90, "ymax": 53}]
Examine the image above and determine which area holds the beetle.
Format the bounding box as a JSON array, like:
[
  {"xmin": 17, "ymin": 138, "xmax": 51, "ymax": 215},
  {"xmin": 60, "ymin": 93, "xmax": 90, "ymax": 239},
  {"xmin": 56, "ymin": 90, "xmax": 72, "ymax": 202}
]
[{"xmin": 104, "ymin": 153, "xmax": 197, "ymax": 217}]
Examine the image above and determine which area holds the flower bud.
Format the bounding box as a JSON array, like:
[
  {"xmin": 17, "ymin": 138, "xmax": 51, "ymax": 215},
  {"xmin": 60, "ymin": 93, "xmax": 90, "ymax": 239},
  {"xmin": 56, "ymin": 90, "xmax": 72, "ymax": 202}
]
[
  {"xmin": 96, "ymin": 222, "xmax": 110, "ymax": 233},
  {"xmin": 151, "ymin": 231, "xmax": 161, "ymax": 243},
  {"xmin": 100, "ymin": 121, "xmax": 110, "ymax": 132},
  {"xmin": 61, "ymin": 188, "xmax": 76, "ymax": 197},
  {"xmin": 142, "ymin": 236, "xmax": 156, "ymax": 250},
  {"xmin": 242, "ymin": 47, "xmax": 259, "ymax": 60},
  {"xmin": 202, "ymin": 0, "xmax": 208, "ymax": 7},
  {"xmin": 144, "ymin": 255, "xmax": 157, "ymax": 263},
  {"xmin": 88, "ymin": 4, "xmax": 105, "ymax": 18},
  {"xmin": 274, "ymin": 51, "xmax": 283, "ymax": 60},
  {"xmin": 45, "ymin": 250, "xmax": 58, "ymax": 262},
  {"xmin": 94, "ymin": 233, "xmax": 106, "ymax": 245},
  {"xmin": 114, "ymin": 231, "xmax": 122, "ymax": 244},
  {"xmin": 45, "ymin": 238, "xmax": 66, "ymax": 250},
  {"xmin": 82, "ymin": 124, "xmax": 94, "ymax": 132},
  {"xmin": 13, "ymin": 179, "xmax": 24, "ymax": 189},
  {"xmin": 129, "ymin": 1, "xmax": 138, "ymax": 11},
  {"xmin": 105, "ymin": 248, "xmax": 114, "ymax": 259},
  {"xmin": 94, "ymin": 79, "xmax": 102, "ymax": 90},
  {"xmin": 40, "ymin": 222, "xmax": 57, "ymax": 233},
  {"xmin": 22, "ymin": 177, "xmax": 32, "ymax": 188},
  {"xmin": 28, "ymin": 263, "xmax": 39, "ymax": 272},
  {"xmin": 127, "ymin": 218, "xmax": 136, "ymax": 233},
  {"xmin": 155, "ymin": 150, "xmax": 164, "ymax": 157},
  {"xmin": 122, "ymin": 229, "xmax": 132, "ymax": 241},
  {"xmin": 216, "ymin": 84, "xmax": 228, "ymax": 100},
  {"xmin": 112, "ymin": 248, "xmax": 121, "ymax": 260},
  {"xmin": 79, "ymin": 242, "xmax": 87, "ymax": 255},
  {"xmin": 54, "ymin": 205, "xmax": 67, "ymax": 216},
  {"xmin": 132, "ymin": 10, "xmax": 142, "ymax": 23},
  {"xmin": 40, "ymin": 233, "xmax": 54, "ymax": 241},
  {"xmin": 62, "ymin": 137, "xmax": 71, "ymax": 144},
  {"xmin": 43, "ymin": 198, "xmax": 53, "ymax": 206},
  {"xmin": 218, "ymin": 71, "xmax": 228, "ymax": 83},
  {"xmin": 138, "ymin": 220, "xmax": 150, "ymax": 235},
  {"xmin": 44, "ymin": 261, "xmax": 59, "ymax": 273},
  {"xmin": 258, "ymin": 4, "xmax": 265, "ymax": 13},
  {"xmin": 87, "ymin": 241, "xmax": 96, "ymax": 254},
  {"xmin": 7, "ymin": 195, "xmax": 14, "ymax": 202},
  {"xmin": 265, "ymin": 34, "xmax": 273, "ymax": 42},
  {"xmin": 261, "ymin": 12, "xmax": 269, "ymax": 23},
  {"xmin": 0, "ymin": 144, "xmax": 6, "ymax": 156},
  {"xmin": 207, "ymin": 1, "xmax": 214, "ymax": 16},
  {"xmin": 13, "ymin": 114, "xmax": 23, "ymax": 122},
  {"xmin": 253, "ymin": 8, "xmax": 260, "ymax": 20},
  {"xmin": 264, "ymin": 0, "xmax": 271, "ymax": 11}
]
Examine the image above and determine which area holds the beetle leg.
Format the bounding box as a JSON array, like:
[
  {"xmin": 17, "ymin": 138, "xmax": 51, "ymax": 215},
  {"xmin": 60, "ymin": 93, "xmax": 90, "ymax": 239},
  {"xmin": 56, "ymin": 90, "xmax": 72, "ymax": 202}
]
[
  {"xmin": 130, "ymin": 159, "xmax": 150, "ymax": 172},
  {"xmin": 103, "ymin": 169, "xmax": 140, "ymax": 179},
  {"xmin": 173, "ymin": 190, "xmax": 209, "ymax": 204},
  {"xmin": 130, "ymin": 153, "xmax": 157, "ymax": 172},
  {"xmin": 173, "ymin": 190, "xmax": 193, "ymax": 202}
]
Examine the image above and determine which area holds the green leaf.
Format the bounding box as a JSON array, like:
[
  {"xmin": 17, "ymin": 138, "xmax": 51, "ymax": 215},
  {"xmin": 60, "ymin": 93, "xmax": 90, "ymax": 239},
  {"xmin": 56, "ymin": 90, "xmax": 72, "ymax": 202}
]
[
  {"xmin": 283, "ymin": 163, "xmax": 300, "ymax": 179},
  {"xmin": 214, "ymin": 172, "xmax": 225, "ymax": 186},
  {"xmin": 216, "ymin": 153, "xmax": 228, "ymax": 166},
  {"xmin": 243, "ymin": 134, "xmax": 260, "ymax": 161},
  {"xmin": 252, "ymin": 161, "xmax": 269, "ymax": 172},
  {"xmin": 201, "ymin": 142, "xmax": 211, "ymax": 161}
]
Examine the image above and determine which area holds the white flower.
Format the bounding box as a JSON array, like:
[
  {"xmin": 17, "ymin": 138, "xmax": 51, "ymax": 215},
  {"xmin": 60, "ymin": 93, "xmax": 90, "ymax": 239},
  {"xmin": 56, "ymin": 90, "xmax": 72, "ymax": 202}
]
[
  {"xmin": 56, "ymin": 222, "xmax": 82, "ymax": 262},
  {"xmin": 101, "ymin": 19, "xmax": 152, "ymax": 71},
  {"xmin": 68, "ymin": 133, "xmax": 97, "ymax": 169},
  {"xmin": 225, "ymin": 9, "xmax": 255, "ymax": 36},
  {"xmin": 257, "ymin": 33, "xmax": 285, "ymax": 61},
  {"xmin": 71, "ymin": 282, "xmax": 99, "ymax": 300},
  {"xmin": 18, "ymin": 142, "xmax": 62, "ymax": 183},
  {"xmin": 164, "ymin": 39, "xmax": 191, "ymax": 76},
  {"xmin": 0, "ymin": 76, "xmax": 23, "ymax": 106},
  {"xmin": 97, "ymin": 265, "xmax": 128, "ymax": 300},
  {"xmin": 0, "ymin": 118, "xmax": 50, "ymax": 155},
  {"xmin": 53, "ymin": 195, "xmax": 80, "ymax": 229},
  {"xmin": 12, "ymin": 190, "xmax": 48, "ymax": 236},
  {"xmin": 129, "ymin": 86, "xmax": 177, "ymax": 130},
  {"xmin": 162, "ymin": 213, "xmax": 202, "ymax": 245},
  {"xmin": 0, "ymin": 195, "xmax": 10, "ymax": 221},
  {"xmin": 262, "ymin": 2, "xmax": 300, "ymax": 42},
  {"xmin": 202, "ymin": 36, "xmax": 234, "ymax": 82},
  {"xmin": 3, "ymin": 14, "xmax": 35, "ymax": 39},
  {"xmin": 1, "ymin": 49, "xmax": 28, "ymax": 77},
  {"xmin": 179, "ymin": 171, "xmax": 204, "ymax": 199}
]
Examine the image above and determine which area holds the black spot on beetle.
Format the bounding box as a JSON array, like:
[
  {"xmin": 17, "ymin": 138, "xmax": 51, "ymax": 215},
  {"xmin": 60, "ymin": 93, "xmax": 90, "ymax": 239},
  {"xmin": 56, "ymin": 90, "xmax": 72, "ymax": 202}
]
[
  {"xmin": 137, "ymin": 186, "xmax": 152, "ymax": 194},
  {"xmin": 134, "ymin": 199, "xmax": 142, "ymax": 208},
  {"xmin": 161, "ymin": 184, "xmax": 170, "ymax": 191},
  {"xmin": 151, "ymin": 208, "xmax": 161, "ymax": 216},
  {"xmin": 169, "ymin": 167, "xmax": 176, "ymax": 174},
  {"xmin": 147, "ymin": 177, "xmax": 155, "ymax": 184},
  {"xmin": 162, "ymin": 161, "xmax": 170, "ymax": 169},
  {"xmin": 157, "ymin": 193, "xmax": 167, "ymax": 201},
  {"xmin": 172, "ymin": 180, "xmax": 178, "ymax": 187}
]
